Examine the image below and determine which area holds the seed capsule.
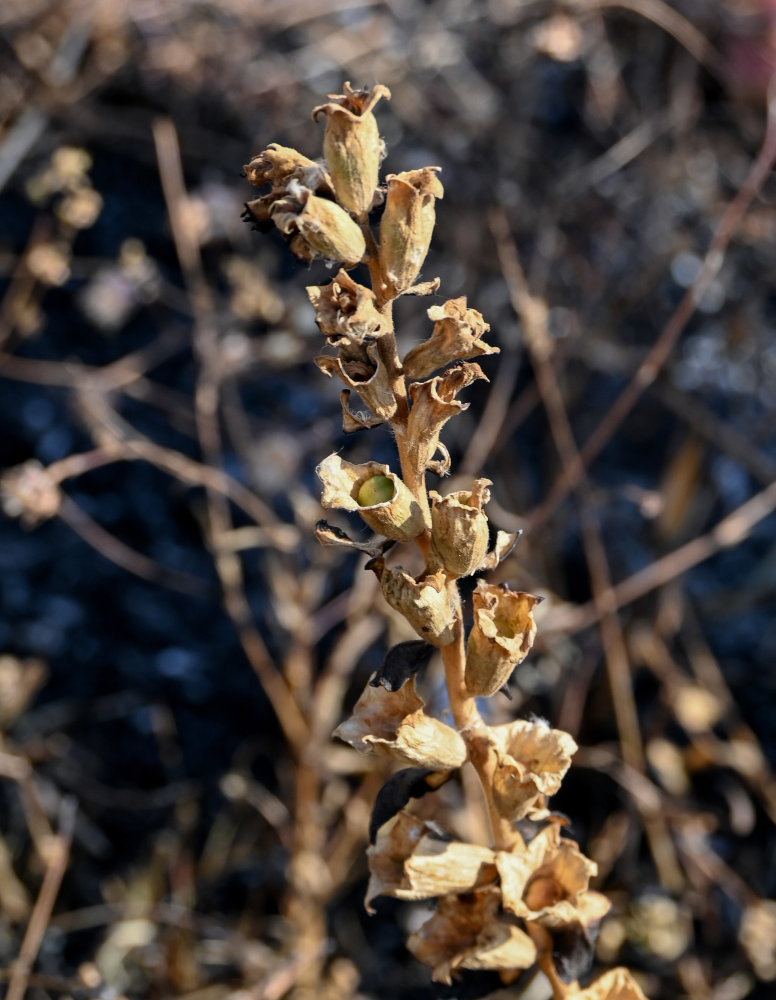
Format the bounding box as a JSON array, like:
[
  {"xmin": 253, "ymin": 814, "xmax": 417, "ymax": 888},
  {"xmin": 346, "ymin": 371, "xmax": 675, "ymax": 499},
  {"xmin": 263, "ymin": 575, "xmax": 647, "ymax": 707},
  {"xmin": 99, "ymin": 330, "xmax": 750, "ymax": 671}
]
[{"xmin": 379, "ymin": 167, "xmax": 443, "ymax": 297}]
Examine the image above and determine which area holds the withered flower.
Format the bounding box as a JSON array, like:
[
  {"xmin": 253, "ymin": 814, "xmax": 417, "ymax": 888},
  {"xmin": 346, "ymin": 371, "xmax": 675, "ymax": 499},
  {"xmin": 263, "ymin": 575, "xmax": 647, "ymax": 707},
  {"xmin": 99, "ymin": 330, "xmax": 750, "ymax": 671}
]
[
  {"xmin": 317, "ymin": 454, "xmax": 425, "ymax": 542},
  {"xmin": 313, "ymin": 82, "xmax": 390, "ymax": 216},
  {"xmin": 270, "ymin": 182, "xmax": 365, "ymax": 267},
  {"xmin": 407, "ymin": 888, "xmax": 536, "ymax": 984},
  {"xmin": 488, "ymin": 719, "xmax": 577, "ymax": 821},
  {"xmin": 428, "ymin": 479, "xmax": 491, "ymax": 578},
  {"xmin": 307, "ymin": 269, "xmax": 388, "ymax": 346},
  {"xmin": 370, "ymin": 560, "xmax": 456, "ymax": 647},
  {"xmin": 333, "ymin": 676, "xmax": 467, "ymax": 771},
  {"xmin": 366, "ymin": 811, "xmax": 496, "ymax": 911},
  {"xmin": 465, "ymin": 581, "xmax": 540, "ymax": 696},
  {"xmin": 405, "ymin": 361, "xmax": 487, "ymax": 481},
  {"xmin": 497, "ymin": 823, "xmax": 598, "ymax": 925},
  {"xmin": 380, "ymin": 167, "xmax": 444, "ymax": 297},
  {"xmin": 315, "ymin": 341, "xmax": 396, "ymax": 422},
  {"xmin": 403, "ymin": 297, "xmax": 500, "ymax": 379},
  {"xmin": 243, "ymin": 143, "xmax": 331, "ymax": 194}
]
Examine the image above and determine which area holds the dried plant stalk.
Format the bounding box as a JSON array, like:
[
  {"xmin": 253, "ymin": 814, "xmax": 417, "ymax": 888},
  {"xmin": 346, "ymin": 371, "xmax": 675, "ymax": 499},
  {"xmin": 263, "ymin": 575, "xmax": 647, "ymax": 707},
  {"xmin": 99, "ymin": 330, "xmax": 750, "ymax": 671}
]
[{"xmin": 244, "ymin": 82, "xmax": 648, "ymax": 1000}]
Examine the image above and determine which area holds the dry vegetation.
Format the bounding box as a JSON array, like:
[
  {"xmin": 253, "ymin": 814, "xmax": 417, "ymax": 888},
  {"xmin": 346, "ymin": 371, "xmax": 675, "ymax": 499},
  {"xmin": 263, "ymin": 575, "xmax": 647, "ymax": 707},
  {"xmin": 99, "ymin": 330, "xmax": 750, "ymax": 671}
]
[{"xmin": 1, "ymin": 2, "xmax": 776, "ymax": 1000}]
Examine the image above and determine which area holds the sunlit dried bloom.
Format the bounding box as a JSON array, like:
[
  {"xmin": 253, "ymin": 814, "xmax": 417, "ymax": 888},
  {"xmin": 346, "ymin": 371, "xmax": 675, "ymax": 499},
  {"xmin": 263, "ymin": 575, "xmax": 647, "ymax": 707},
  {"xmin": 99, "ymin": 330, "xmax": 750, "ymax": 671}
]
[
  {"xmin": 366, "ymin": 811, "xmax": 496, "ymax": 911},
  {"xmin": 317, "ymin": 454, "xmax": 425, "ymax": 542},
  {"xmin": 371, "ymin": 560, "xmax": 456, "ymax": 647},
  {"xmin": 565, "ymin": 967, "xmax": 649, "ymax": 1000},
  {"xmin": 307, "ymin": 269, "xmax": 388, "ymax": 346},
  {"xmin": 313, "ymin": 82, "xmax": 390, "ymax": 216},
  {"xmin": 740, "ymin": 899, "xmax": 776, "ymax": 980},
  {"xmin": 315, "ymin": 342, "xmax": 396, "ymax": 422},
  {"xmin": 403, "ymin": 297, "xmax": 499, "ymax": 379},
  {"xmin": 270, "ymin": 182, "xmax": 365, "ymax": 267},
  {"xmin": 407, "ymin": 888, "xmax": 537, "ymax": 984},
  {"xmin": 380, "ymin": 167, "xmax": 443, "ymax": 297},
  {"xmin": 497, "ymin": 823, "xmax": 600, "ymax": 926},
  {"xmin": 428, "ymin": 479, "xmax": 491, "ymax": 578},
  {"xmin": 465, "ymin": 581, "xmax": 540, "ymax": 697},
  {"xmin": 243, "ymin": 143, "xmax": 331, "ymax": 194},
  {"xmin": 488, "ymin": 719, "xmax": 577, "ymax": 820},
  {"xmin": 333, "ymin": 677, "xmax": 467, "ymax": 771},
  {"xmin": 405, "ymin": 361, "xmax": 487, "ymax": 480},
  {"xmin": 1, "ymin": 460, "xmax": 62, "ymax": 526}
]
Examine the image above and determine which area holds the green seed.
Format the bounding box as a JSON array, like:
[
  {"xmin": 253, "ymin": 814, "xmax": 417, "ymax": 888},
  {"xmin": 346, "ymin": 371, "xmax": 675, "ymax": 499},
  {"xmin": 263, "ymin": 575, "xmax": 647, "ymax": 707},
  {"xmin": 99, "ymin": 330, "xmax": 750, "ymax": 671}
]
[{"xmin": 357, "ymin": 474, "xmax": 394, "ymax": 507}]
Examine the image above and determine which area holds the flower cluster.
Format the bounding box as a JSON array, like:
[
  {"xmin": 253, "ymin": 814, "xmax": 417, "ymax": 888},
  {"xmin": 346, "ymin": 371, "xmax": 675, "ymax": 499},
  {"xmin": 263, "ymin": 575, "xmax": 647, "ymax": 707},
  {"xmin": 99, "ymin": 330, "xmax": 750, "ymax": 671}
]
[{"xmin": 246, "ymin": 83, "xmax": 647, "ymax": 1000}]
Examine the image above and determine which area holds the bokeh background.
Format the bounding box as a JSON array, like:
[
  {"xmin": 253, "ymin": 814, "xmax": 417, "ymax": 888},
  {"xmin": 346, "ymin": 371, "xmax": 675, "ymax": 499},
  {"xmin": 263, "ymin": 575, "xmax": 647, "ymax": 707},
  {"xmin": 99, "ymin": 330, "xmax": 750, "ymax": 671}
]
[{"xmin": 1, "ymin": 1, "xmax": 776, "ymax": 998}]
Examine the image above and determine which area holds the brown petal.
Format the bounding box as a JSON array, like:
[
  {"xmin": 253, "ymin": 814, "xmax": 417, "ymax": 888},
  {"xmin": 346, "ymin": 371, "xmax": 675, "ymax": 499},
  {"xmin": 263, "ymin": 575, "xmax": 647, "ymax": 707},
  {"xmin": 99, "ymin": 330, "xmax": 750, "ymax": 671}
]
[
  {"xmin": 465, "ymin": 582, "xmax": 540, "ymax": 697},
  {"xmin": 488, "ymin": 720, "xmax": 577, "ymax": 821},
  {"xmin": 366, "ymin": 811, "xmax": 496, "ymax": 911},
  {"xmin": 371, "ymin": 561, "xmax": 456, "ymax": 647},
  {"xmin": 404, "ymin": 361, "xmax": 487, "ymax": 487},
  {"xmin": 407, "ymin": 889, "xmax": 536, "ymax": 984},
  {"xmin": 403, "ymin": 297, "xmax": 499, "ymax": 379},
  {"xmin": 333, "ymin": 677, "xmax": 467, "ymax": 771},
  {"xmin": 307, "ymin": 269, "xmax": 388, "ymax": 346},
  {"xmin": 315, "ymin": 342, "xmax": 397, "ymax": 422},
  {"xmin": 243, "ymin": 143, "xmax": 330, "ymax": 194}
]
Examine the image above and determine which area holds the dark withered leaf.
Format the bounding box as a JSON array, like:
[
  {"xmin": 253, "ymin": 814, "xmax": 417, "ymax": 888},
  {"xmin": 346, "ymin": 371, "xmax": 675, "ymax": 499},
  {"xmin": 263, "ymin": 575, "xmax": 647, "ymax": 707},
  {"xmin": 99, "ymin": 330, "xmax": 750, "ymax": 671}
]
[
  {"xmin": 369, "ymin": 639, "xmax": 434, "ymax": 692},
  {"xmin": 552, "ymin": 923, "xmax": 596, "ymax": 983},
  {"xmin": 369, "ymin": 767, "xmax": 451, "ymax": 842}
]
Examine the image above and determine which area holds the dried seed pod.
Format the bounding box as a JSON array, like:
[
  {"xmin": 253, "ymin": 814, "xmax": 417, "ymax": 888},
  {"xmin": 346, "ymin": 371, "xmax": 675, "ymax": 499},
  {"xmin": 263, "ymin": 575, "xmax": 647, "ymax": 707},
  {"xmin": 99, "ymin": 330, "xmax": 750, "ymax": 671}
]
[
  {"xmin": 333, "ymin": 676, "xmax": 467, "ymax": 771},
  {"xmin": 243, "ymin": 143, "xmax": 331, "ymax": 194},
  {"xmin": 366, "ymin": 811, "xmax": 497, "ymax": 911},
  {"xmin": 270, "ymin": 183, "xmax": 365, "ymax": 267},
  {"xmin": 403, "ymin": 297, "xmax": 500, "ymax": 379},
  {"xmin": 429, "ymin": 479, "xmax": 491, "ymax": 577},
  {"xmin": 380, "ymin": 167, "xmax": 443, "ymax": 297},
  {"xmin": 407, "ymin": 888, "xmax": 537, "ymax": 985},
  {"xmin": 405, "ymin": 361, "xmax": 487, "ymax": 483},
  {"xmin": 312, "ymin": 82, "xmax": 390, "ymax": 216},
  {"xmin": 317, "ymin": 454, "xmax": 425, "ymax": 541},
  {"xmin": 464, "ymin": 581, "xmax": 539, "ymax": 696},
  {"xmin": 488, "ymin": 718, "xmax": 577, "ymax": 821},
  {"xmin": 371, "ymin": 560, "xmax": 456, "ymax": 647},
  {"xmin": 315, "ymin": 341, "xmax": 397, "ymax": 422},
  {"xmin": 307, "ymin": 269, "xmax": 388, "ymax": 346}
]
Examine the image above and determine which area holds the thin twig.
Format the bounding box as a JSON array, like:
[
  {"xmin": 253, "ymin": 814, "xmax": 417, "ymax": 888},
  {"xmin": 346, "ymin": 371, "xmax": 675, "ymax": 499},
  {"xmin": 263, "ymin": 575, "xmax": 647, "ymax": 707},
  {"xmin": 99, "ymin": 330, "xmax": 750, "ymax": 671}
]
[
  {"xmin": 528, "ymin": 77, "xmax": 776, "ymax": 532},
  {"xmin": 6, "ymin": 797, "xmax": 77, "ymax": 1000}
]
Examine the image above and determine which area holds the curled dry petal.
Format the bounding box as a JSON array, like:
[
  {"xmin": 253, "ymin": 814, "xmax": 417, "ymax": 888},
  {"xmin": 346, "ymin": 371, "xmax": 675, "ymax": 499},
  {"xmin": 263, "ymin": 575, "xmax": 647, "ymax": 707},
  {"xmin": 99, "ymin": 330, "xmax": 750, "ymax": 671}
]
[
  {"xmin": 366, "ymin": 811, "xmax": 496, "ymax": 911},
  {"xmin": 380, "ymin": 167, "xmax": 444, "ymax": 298},
  {"xmin": 317, "ymin": 454, "xmax": 425, "ymax": 542},
  {"xmin": 475, "ymin": 529, "xmax": 520, "ymax": 573},
  {"xmin": 313, "ymin": 82, "xmax": 390, "ymax": 216},
  {"xmin": 407, "ymin": 888, "xmax": 537, "ymax": 985},
  {"xmin": 243, "ymin": 143, "xmax": 331, "ymax": 194},
  {"xmin": 429, "ymin": 479, "xmax": 491, "ymax": 578},
  {"xmin": 315, "ymin": 342, "xmax": 397, "ymax": 422},
  {"xmin": 333, "ymin": 677, "xmax": 467, "ymax": 771},
  {"xmin": 271, "ymin": 183, "xmax": 365, "ymax": 267},
  {"xmin": 488, "ymin": 719, "xmax": 577, "ymax": 821},
  {"xmin": 497, "ymin": 823, "xmax": 598, "ymax": 924},
  {"xmin": 405, "ymin": 361, "xmax": 487, "ymax": 484},
  {"xmin": 465, "ymin": 581, "xmax": 540, "ymax": 697},
  {"xmin": 371, "ymin": 560, "xmax": 456, "ymax": 647},
  {"xmin": 403, "ymin": 297, "xmax": 500, "ymax": 379},
  {"xmin": 566, "ymin": 967, "xmax": 649, "ymax": 1000},
  {"xmin": 307, "ymin": 269, "xmax": 388, "ymax": 347}
]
